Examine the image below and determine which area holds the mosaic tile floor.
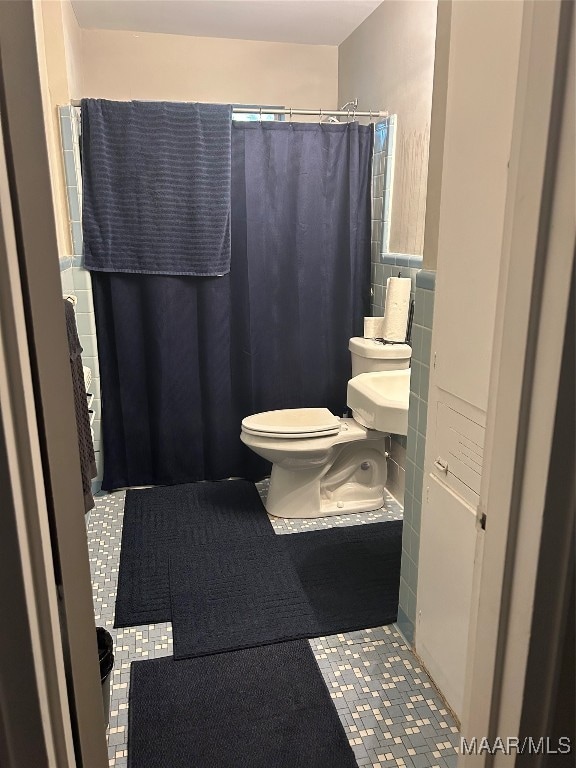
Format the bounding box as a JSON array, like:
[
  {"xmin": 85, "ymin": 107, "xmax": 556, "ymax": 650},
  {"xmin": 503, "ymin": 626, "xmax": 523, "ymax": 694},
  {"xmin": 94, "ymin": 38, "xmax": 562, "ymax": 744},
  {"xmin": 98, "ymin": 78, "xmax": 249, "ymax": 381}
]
[{"xmin": 87, "ymin": 483, "xmax": 459, "ymax": 767}]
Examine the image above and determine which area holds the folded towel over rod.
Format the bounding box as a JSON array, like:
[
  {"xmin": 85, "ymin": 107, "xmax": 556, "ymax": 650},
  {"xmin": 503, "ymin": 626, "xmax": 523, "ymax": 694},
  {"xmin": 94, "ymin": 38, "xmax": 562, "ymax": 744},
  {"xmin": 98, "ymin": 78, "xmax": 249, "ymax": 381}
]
[{"xmin": 81, "ymin": 99, "xmax": 232, "ymax": 277}]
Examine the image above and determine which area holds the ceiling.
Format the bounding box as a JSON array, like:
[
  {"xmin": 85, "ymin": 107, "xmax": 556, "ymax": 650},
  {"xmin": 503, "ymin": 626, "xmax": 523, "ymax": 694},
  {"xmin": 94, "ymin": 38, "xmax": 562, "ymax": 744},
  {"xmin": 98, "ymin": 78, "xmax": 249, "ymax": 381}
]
[{"xmin": 70, "ymin": 0, "xmax": 382, "ymax": 46}]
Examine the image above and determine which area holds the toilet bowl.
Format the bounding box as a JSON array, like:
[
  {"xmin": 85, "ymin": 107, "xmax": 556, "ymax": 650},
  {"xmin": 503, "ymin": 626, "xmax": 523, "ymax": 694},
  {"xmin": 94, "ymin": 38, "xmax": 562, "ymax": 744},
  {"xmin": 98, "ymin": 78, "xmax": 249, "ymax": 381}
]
[{"xmin": 241, "ymin": 340, "xmax": 412, "ymax": 519}]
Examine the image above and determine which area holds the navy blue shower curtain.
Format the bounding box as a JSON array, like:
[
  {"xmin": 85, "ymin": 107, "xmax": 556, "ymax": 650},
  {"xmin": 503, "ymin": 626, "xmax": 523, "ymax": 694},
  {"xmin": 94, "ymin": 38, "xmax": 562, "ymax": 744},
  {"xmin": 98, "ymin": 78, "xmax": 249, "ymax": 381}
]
[{"xmin": 92, "ymin": 121, "xmax": 372, "ymax": 490}]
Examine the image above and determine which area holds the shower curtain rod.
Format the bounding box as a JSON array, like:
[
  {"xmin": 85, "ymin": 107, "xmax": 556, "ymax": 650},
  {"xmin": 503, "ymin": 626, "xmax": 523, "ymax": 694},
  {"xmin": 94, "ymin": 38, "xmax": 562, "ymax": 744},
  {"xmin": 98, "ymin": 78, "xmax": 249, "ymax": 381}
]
[
  {"xmin": 232, "ymin": 106, "xmax": 388, "ymax": 118},
  {"xmin": 69, "ymin": 100, "xmax": 388, "ymax": 119}
]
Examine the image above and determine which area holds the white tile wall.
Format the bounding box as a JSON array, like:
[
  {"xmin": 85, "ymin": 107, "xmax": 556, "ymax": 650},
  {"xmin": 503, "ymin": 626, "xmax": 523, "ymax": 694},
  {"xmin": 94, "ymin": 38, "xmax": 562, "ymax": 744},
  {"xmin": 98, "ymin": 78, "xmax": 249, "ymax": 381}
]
[{"xmin": 59, "ymin": 106, "xmax": 103, "ymax": 490}]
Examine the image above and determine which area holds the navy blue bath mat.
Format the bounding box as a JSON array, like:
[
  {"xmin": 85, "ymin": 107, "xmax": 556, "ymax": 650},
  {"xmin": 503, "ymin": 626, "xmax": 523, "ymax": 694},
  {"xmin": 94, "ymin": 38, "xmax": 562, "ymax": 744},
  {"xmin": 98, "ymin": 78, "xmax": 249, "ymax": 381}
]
[
  {"xmin": 283, "ymin": 522, "xmax": 403, "ymax": 631},
  {"xmin": 114, "ymin": 480, "xmax": 273, "ymax": 627},
  {"xmin": 170, "ymin": 520, "xmax": 402, "ymax": 659},
  {"xmin": 128, "ymin": 640, "xmax": 358, "ymax": 768}
]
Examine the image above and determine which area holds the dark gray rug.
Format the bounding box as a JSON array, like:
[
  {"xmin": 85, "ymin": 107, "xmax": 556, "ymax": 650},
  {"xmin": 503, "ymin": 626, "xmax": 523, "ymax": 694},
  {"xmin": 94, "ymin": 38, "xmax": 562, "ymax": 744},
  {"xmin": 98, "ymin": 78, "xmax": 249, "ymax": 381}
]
[
  {"xmin": 114, "ymin": 480, "xmax": 274, "ymax": 627},
  {"xmin": 170, "ymin": 520, "xmax": 402, "ymax": 659},
  {"xmin": 128, "ymin": 641, "xmax": 358, "ymax": 768}
]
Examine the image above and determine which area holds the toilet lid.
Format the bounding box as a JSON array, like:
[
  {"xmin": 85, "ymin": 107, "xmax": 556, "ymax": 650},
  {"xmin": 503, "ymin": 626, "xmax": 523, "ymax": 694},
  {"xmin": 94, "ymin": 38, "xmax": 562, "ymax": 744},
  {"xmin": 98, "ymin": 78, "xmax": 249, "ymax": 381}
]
[{"xmin": 242, "ymin": 408, "xmax": 340, "ymax": 437}]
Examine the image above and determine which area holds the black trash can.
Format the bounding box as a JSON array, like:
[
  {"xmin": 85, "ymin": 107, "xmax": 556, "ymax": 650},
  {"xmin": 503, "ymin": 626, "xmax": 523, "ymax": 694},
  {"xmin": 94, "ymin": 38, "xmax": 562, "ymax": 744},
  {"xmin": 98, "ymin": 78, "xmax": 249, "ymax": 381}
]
[{"xmin": 97, "ymin": 627, "xmax": 114, "ymax": 727}]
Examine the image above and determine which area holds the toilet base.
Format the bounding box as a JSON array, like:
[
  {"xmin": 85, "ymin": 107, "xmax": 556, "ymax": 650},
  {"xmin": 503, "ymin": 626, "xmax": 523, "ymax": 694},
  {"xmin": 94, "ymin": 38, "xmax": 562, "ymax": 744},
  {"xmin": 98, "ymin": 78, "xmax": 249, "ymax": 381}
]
[
  {"xmin": 267, "ymin": 494, "xmax": 385, "ymax": 519},
  {"xmin": 265, "ymin": 439, "xmax": 388, "ymax": 519}
]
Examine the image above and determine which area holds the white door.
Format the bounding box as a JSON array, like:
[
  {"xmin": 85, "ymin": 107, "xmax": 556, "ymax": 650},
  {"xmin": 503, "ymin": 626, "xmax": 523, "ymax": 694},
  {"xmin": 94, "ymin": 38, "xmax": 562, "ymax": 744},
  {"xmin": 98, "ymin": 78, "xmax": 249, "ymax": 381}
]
[
  {"xmin": 416, "ymin": 0, "xmax": 574, "ymax": 743},
  {"xmin": 417, "ymin": 475, "xmax": 478, "ymax": 716},
  {"xmin": 414, "ymin": 0, "xmax": 524, "ymax": 721}
]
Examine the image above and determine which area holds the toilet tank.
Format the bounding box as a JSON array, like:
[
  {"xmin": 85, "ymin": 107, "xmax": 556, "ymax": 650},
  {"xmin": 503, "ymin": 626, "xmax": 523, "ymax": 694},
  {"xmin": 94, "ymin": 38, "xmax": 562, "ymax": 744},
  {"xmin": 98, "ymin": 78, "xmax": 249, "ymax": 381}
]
[{"xmin": 349, "ymin": 338, "xmax": 412, "ymax": 377}]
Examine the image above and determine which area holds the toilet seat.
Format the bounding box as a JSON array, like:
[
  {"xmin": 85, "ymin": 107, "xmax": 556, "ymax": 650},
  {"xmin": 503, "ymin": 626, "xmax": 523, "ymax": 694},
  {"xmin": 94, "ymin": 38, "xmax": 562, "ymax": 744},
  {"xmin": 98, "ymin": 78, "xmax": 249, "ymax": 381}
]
[{"xmin": 241, "ymin": 408, "xmax": 340, "ymax": 439}]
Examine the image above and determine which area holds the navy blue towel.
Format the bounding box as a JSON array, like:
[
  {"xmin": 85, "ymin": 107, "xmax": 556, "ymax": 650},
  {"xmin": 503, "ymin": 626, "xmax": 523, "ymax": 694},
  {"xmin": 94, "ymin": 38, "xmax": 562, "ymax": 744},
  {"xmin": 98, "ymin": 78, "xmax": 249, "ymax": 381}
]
[{"xmin": 81, "ymin": 99, "xmax": 232, "ymax": 276}]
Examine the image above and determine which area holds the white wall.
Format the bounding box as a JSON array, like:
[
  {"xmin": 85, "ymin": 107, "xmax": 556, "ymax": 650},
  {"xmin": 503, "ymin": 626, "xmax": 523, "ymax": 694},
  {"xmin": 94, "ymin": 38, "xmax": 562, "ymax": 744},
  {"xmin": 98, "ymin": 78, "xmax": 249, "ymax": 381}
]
[
  {"xmin": 81, "ymin": 29, "xmax": 338, "ymax": 111},
  {"xmin": 338, "ymin": 0, "xmax": 437, "ymax": 257},
  {"xmin": 432, "ymin": 0, "xmax": 524, "ymax": 414},
  {"xmin": 422, "ymin": 0, "xmax": 451, "ymax": 271}
]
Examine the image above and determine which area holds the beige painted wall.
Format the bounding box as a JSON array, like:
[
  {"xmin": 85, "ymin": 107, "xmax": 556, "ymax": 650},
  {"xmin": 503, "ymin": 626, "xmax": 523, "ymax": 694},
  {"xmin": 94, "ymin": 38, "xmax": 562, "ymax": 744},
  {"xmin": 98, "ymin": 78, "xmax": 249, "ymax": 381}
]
[
  {"xmin": 34, "ymin": 0, "xmax": 83, "ymax": 256},
  {"xmin": 61, "ymin": 0, "xmax": 83, "ymax": 99},
  {"xmin": 81, "ymin": 29, "xmax": 338, "ymax": 111},
  {"xmin": 338, "ymin": 0, "xmax": 437, "ymax": 256}
]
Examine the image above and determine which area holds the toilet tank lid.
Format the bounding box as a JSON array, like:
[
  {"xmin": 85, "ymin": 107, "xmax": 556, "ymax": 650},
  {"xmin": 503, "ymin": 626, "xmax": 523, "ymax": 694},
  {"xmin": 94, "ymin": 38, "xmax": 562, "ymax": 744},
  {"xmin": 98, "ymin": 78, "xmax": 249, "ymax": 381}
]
[{"xmin": 349, "ymin": 338, "xmax": 412, "ymax": 359}]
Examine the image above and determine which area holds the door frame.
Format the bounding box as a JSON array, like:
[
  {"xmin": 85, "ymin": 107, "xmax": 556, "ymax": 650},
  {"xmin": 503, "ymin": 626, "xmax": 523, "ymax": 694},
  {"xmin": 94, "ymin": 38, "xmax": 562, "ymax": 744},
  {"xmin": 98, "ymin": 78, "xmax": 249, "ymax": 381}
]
[
  {"xmin": 0, "ymin": 0, "xmax": 572, "ymax": 765},
  {"xmin": 0, "ymin": 1, "xmax": 108, "ymax": 766},
  {"xmin": 460, "ymin": 0, "xmax": 574, "ymax": 761},
  {"xmin": 0, "ymin": 85, "xmax": 76, "ymax": 768}
]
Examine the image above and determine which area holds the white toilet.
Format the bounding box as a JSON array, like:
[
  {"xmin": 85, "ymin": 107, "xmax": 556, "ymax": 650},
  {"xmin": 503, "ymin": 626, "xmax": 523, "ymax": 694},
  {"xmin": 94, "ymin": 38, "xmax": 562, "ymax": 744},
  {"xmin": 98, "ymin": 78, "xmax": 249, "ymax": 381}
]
[{"xmin": 241, "ymin": 338, "xmax": 412, "ymax": 518}]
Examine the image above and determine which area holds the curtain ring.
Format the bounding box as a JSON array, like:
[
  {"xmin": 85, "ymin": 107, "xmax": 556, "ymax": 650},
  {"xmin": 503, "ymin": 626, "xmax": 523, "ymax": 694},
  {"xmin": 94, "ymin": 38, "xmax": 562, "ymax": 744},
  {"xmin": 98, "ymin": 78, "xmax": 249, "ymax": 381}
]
[
  {"xmin": 259, "ymin": 106, "xmax": 262, "ymax": 122},
  {"xmin": 289, "ymin": 107, "xmax": 292, "ymax": 122},
  {"xmin": 319, "ymin": 108, "xmax": 323, "ymax": 124},
  {"xmin": 347, "ymin": 107, "xmax": 351, "ymax": 123},
  {"xmin": 369, "ymin": 109, "xmax": 373, "ymax": 123}
]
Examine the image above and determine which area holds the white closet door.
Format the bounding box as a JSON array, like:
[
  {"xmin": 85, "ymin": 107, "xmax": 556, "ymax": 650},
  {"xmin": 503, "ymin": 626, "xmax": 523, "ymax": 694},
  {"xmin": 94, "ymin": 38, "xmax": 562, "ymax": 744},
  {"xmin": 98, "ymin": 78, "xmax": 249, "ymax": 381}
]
[
  {"xmin": 414, "ymin": 0, "xmax": 524, "ymax": 720},
  {"xmin": 416, "ymin": 475, "xmax": 477, "ymax": 716}
]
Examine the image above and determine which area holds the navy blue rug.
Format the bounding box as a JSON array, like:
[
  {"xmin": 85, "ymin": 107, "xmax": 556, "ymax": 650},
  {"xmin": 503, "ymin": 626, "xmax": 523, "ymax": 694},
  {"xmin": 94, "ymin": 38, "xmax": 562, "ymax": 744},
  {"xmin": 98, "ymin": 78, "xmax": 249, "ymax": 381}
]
[
  {"xmin": 170, "ymin": 520, "xmax": 402, "ymax": 659},
  {"xmin": 114, "ymin": 480, "xmax": 274, "ymax": 627},
  {"xmin": 128, "ymin": 640, "xmax": 358, "ymax": 768}
]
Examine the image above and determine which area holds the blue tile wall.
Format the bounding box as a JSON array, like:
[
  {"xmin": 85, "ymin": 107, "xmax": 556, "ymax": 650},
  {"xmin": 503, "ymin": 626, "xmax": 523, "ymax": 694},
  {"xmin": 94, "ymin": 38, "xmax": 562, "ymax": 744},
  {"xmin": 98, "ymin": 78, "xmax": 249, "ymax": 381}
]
[
  {"xmin": 373, "ymin": 257, "xmax": 421, "ymax": 501},
  {"xmin": 59, "ymin": 106, "xmax": 103, "ymax": 491},
  {"xmin": 370, "ymin": 117, "xmax": 429, "ymax": 503},
  {"xmin": 397, "ymin": 270, "xmax": 436, "ymax": 646},
  {"xmin": 60, "ymin": 256, "xmax": 74, "ymax": 290}
]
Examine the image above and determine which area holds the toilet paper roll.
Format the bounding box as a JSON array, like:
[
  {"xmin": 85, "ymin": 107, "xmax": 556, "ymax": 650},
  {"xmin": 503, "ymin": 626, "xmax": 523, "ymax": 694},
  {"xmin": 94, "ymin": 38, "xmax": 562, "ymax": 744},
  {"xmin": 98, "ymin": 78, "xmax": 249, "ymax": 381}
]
[
  {"xmin": 363, "ymin": 316, "xmax": 384, "ymax": 339},
  {"xmin": 382, "ymin": 277, "xmax": 411, "ymax": 342}
]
